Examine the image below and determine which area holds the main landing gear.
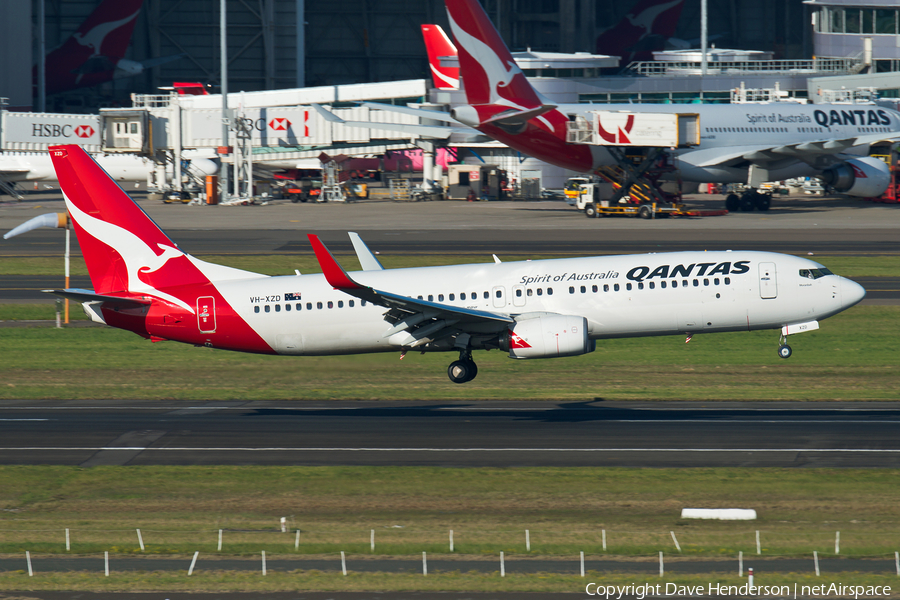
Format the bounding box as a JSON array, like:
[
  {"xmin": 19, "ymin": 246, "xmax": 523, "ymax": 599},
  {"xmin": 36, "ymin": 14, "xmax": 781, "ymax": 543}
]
[
  {"xmin": 725, "ymin": 190, "xmax": 771, "ymax": 212},
  {"xmin": 448, "ymin": 350, "xmax": 478, "ymax": 384}
]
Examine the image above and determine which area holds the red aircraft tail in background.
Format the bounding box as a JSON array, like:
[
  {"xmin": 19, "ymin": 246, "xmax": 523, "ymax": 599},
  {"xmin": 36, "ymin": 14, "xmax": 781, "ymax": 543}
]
[
  {"xmin": 37, "ymin": 0, "xmax": 150, "ymax": 95},
  {"xmin": 595, "ymin": 0, "xmax": 685, "ymax": 64},
  {"xmin": 421, "ymin": 25, "xmax": 460, "ymax": 90}
]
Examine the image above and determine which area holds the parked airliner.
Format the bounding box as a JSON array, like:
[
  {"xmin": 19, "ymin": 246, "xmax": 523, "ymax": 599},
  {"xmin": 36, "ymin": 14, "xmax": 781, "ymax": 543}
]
[
  {"xmin": 350, "ymin": 2, "xmax": 898, "ymax": 212},
  {"xmin": 440, "ymin": 0, "xmax": 900, "ymax": 210},
  {"xmin": 39, "ymin": 144, "xmax": 864, "ymax": 383}
]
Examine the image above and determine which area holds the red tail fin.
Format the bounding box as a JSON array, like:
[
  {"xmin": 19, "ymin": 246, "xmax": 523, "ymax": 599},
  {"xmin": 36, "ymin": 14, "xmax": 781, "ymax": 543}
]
[
  {"xmin": 49, "ymin": 145, "xmax": 213, "ymax": 309},
  {"xmin": 595, "ymin": 0, "xmax": 685, "ymax": 63},
  {"xmin": 41, "ymin": 0, "xmax": 144, "ymax": 94},
  {"xmin": 421, "ymin": 25, "xmax": 459, "ymax": 90},
  {"xmin": 445, "ymin": 0, "xmax": 541, "ymax": 110}
]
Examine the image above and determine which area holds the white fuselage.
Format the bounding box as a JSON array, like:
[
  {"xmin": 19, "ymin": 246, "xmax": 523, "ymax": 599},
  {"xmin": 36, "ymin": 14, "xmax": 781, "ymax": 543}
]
[
  {"xmin": 570, "ymin": 103, "xmax": 900, "ymax": 182},
  {"xmin": 211, "ymin": 251, "xmax": 862, "ymax": 356}
]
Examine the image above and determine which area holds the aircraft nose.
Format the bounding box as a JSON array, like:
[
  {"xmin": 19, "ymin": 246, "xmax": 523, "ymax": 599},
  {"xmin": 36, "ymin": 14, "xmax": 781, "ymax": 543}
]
[{"xmin": 841, "ymin": 277, "xmax": 866, "ymax": 309}]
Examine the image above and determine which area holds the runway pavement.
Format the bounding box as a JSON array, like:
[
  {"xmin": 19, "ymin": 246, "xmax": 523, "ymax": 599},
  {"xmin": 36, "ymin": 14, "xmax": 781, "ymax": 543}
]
[{"xmin": 1, "ymin": 401, "xmax": 898, "ymax": 468}]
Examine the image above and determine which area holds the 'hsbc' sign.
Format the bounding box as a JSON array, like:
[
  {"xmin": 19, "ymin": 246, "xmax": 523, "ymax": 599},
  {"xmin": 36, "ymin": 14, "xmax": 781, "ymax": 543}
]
[{"xmin": 3, "ymin": 112, "xmax": 101, "ymax": 150}]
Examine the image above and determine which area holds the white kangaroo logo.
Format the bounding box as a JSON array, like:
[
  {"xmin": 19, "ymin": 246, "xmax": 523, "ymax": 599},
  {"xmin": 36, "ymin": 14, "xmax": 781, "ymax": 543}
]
[
  {"xmin": 72, "ymin": 8, "xmax": 141, "ymax": 56},
  {"xmin": 447, "ymin": 12, "xmax": 529, "ymax": 111},
  {"xmin": 626, "ymin": 0, "xmax": 682, "ymax": 33},
  {"xmin": 64, "ymin": 194, "xmax": 194, "ymax": 314}
]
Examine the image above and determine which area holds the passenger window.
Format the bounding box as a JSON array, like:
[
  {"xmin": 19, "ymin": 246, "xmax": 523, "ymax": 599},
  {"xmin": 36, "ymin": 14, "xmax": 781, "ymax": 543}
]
[
  {"xmin": 449, "ymin": 294, "xmax": 455, "ymax": 301},
  {"xmin": 265, "ymin": 305, "xmax": 271, "ymax": 313},
  {"xmin": 724, "ymin": 277, "xmax": 731, "ymax": 285},
  {"xmin": 580, "ymin": 286, "xmax": 586, "ymax": 293},
  {"xmin": 638, "ymin": 282, "xmax": 644, "ymax": 290},
  {"xmin": 626, "ymin": 283, "xmax": 632, "ymax": 291},
  {"xmin": 547, "ymin": 288, "xmax": 552, "ymax": 295},
  {"xmin": 537, "ymin": 288, "xmax": 543, "ymax": 296},
  {"xmin": 349, "ymin": 300, "xmax": 354, "ymax": 307},
  {"xmin": 569, "ymin": 286, "xmax": 575, "ymax": 294},
  {"xmin": 660, "ymin": 281, "xmax": 666, "ymax": 289},
  {"xmin": 417, "ymin": 295, "xmax": 423, "ymax": 300},
  {"xmin": 327, "ymin": 301, "xmax": 333, "ymax": 309},
  {"xmin": 338, "ymin": 301, "xmax": 343, "ymax": 308},
  {"xmin": 428, "ymin": 295, "xmax": 434, "ymax": 302},
  {"xmin": 704, "ymin": 279, "xmax": 709, "ymax": 286},
  {"xmin": 461, "ymin": 293, "xmax": 467, "ymax": 300},
  {"xmin": 307, "ymin": 302, "xmax": 312, "ymax": 310},
  {"xmin": 649, "ymin": 282, "xmax": 655, "ymax": 290},
  {"xmin": 362, "ymin": 300, "xmax": 367, "ymax": 306},
  {"xmin": 484, "ymin": 291, "xmax": 489, "ymax": 299},
  {"xmin": 527, "ymin": 289, "xmax": 533, "ymax": 296},
  {"xmin": 296, "ymin": 303, "xmax": 302, "ymax": 310},
  {"xmin": 275, "ymin": 305, "xmax": 281, "ymax": 312},
  {"xmin": 495, "ymin": 290, "xmax": 501, "ymax": 298},
  {"xmin": 614, "ymin": 283, "xmax": 620, "ymax": 291},
  {"xmin": 693, "ymin": 280, "xmax": 699, "ymax": 287},
  {"xmin": 603, "ymin": 284, "xmax": 609, "ymax": 292},
  {"xmin": 683, "ymin": 280, "xmax": 688, "ymax": 287},
  {"xmin": 317, "ymin": 302, "xmax": 323, "ymax": 309},
  {"xmin": 714, "ymin": 278, "xmax": 719, "ymax": 285},
  {"xmin": 672, "ymin": 281, "xmax": 677, "ymax": 288},
  {"xmin": 254, "ymin": 306, "xmax": 260, "ymax": 313},
  {"xmin": 438, "ymin": 294, "xmax": 444, "ymax": 302},
  {"xmin": 285, "ymin": 304, "xmax": 291, "ymax": 311},
  {"xmin": 592, "ymin": 285, "xmax": 598, "ymax": 292},
  {"xmin": 516, "ymin": 289, "xmax": 522, "ymax": 297}
]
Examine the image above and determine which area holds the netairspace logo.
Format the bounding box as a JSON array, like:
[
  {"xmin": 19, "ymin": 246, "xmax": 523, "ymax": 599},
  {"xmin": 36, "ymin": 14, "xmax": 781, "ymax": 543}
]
[{"xmin": 584, "ymin": 582, "xmax": 892, "ymax": 599}]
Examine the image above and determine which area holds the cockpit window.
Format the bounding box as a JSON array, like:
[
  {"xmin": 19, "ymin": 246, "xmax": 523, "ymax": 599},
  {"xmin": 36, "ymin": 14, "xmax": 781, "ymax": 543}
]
[{"xmin": 799, "ymin": 268, "xmax": 834, "ymax": 280}]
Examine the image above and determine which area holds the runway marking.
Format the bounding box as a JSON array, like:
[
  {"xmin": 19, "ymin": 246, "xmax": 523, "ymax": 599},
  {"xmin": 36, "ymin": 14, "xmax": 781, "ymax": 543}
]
[{"xmin": 1, "ymin": 447, "xmax": 899, "ymax": 453}]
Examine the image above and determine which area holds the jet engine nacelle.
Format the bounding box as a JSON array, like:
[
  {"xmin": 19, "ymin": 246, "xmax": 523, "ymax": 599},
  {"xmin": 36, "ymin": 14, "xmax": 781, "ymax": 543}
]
[
  {"xmin": 450, "ymin": 105, "xmax": 481, "ymax": 128},
  {"xmin": 501, "ymin": 313, "xmax": 594, "ymax": 359},
  {"xmin": 185, "ymin": 157, "xmax": 220, "ymax": 177},
  {"xmin": 820, "ymin": 157, "xmax": 891, "ymax": 198}
]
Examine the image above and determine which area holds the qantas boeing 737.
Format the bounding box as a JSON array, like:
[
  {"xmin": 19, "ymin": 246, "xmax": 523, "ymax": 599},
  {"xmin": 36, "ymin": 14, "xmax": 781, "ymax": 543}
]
[{"xmin": 42, "ymin": 144, "xmax": 864, "ymax": 383}]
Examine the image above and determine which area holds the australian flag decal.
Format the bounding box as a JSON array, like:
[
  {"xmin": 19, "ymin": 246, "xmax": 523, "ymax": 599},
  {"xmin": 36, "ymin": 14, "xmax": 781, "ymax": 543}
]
[{"xmin": 285, "ymin": 292, "xmax": 302, "ymax": 301}]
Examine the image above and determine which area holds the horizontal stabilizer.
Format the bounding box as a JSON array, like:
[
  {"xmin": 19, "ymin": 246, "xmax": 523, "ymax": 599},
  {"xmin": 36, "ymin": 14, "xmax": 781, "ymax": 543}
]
[{"xmin": 43, "ymin": 288, "xmax": 151, "ymax": 307}]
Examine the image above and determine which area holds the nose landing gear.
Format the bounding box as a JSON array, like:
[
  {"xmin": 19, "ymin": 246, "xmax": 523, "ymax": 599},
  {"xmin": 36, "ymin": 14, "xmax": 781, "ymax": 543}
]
[
  {"xmin": 777, "ymin": 333, "xmax": 792, "ymax": 359},
  {"xmin": 448, "ymin": 350, "xmax": 478, "ymax": 383}
]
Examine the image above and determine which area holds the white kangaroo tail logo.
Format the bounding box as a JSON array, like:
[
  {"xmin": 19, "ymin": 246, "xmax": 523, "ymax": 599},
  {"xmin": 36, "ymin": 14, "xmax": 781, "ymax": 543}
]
[
  {"xmin": 64, "ymin": 193, "xmax": 194, "ymax": 314},
  {"xmin": 626, "ymin": 0, "xmax": 683, "ymax": 32},
  {"xmin": 447, "ymin": 11, "xmax": 529, "ymax": 111},
  {"xmin": 73, "ymin": 7, "xmax": 141, "ymax": 55}
]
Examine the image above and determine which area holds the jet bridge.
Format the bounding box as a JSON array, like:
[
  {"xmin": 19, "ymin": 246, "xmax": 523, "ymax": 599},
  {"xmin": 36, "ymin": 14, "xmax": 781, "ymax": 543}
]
[{"xmin": 97, "ymin": 80, "xmax": 432, "ymax": 201}]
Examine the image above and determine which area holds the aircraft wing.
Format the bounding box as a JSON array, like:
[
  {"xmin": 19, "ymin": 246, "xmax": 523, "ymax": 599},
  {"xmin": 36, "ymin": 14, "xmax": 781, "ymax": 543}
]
[
  {"xmin": 308, "ymin": 235, "xmax": 512, "ymax": 347},
  {"xmin": 311, "ymin": 103, "xmax": 465, "ymax": 140},
  {"xmin": 688, "ymin": 132, "xmax": 900, "ymax": 169},
  {"xmin": 359, "ymin": 101, "xmax": 462, "ymax": 124}
]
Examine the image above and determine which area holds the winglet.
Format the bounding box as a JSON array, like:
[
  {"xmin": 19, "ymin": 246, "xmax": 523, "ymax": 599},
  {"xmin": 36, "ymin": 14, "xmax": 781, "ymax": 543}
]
[{"xmin": 308, "ymin": 234, "xmax": 364, "ymax": 290}]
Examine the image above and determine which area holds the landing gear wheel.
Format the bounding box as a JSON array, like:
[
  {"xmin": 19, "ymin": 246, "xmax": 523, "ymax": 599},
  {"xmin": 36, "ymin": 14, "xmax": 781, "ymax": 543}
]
[
  {"xmin": 754, "ymin": 194, "xmax": 771, "ymax": 211},
  {"xmin": 740, "ymin": 192, "xmax": 756, "ymax": 212},
  {"xmin": 778, "ymin": 345, "xmax": 792, "ymax": 359},
  {"xmin": 448, "ymin": 360, "xmax": 477, "ymax": 383},
  {"xmin": 638, "ymin": 205, "xmax": 652, "ymax": 219},
  {"xmin": 725, "ymin": 193, "xmax": 740, "ymax": 212},
  {"xmin": 584, "ymin": 203, "xmax": 598, "ymax": 218}
]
